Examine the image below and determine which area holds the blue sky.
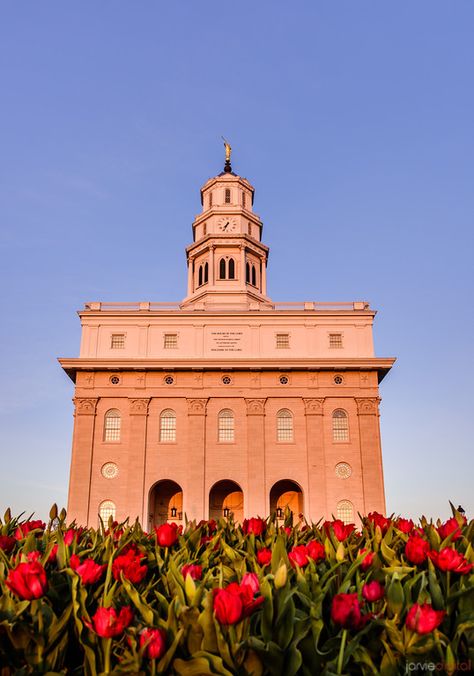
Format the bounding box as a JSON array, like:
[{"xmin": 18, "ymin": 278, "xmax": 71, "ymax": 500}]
[{"xmin": 1, "ymin": 1, "xmax": 473, "ymax": 522}]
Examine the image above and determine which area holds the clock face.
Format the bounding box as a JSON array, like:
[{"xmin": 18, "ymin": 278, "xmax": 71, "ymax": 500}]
[{"xmin": 217, "ymin": 218, "xmax": 237, "ymax": 232}]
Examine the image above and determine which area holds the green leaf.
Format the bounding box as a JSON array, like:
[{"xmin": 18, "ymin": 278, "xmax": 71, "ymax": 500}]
[{"xmin": 121, "ymin": 576, "xmax": 155, "ymax": 625}]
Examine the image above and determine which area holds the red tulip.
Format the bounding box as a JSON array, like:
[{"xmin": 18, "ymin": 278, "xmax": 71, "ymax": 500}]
[
  {"xmin": 140, "ymin": 627, "xmax": 167, "ymax": 660},
  {"xmin": 367, "ymin": 512, "xmax": 391, "ymax": 534},
  {"xmin": 155, "ymin": 523, "xmax": 179, "ymax": 547},
  {"xmin": 358, "ymin": 548, "xmax": 375, "ymax": 571},
  {"xmin": 307, "ymin": 540, "xmax": 325, "ymax": 562},
  {"xmin": 331, "ymin": 593, "xmax": 362, "ymax": 629},
  {"xmin": 429, "ymin": 548, "xmax": 473, "ymax": 575},
  {"xmin": 288, "ymin": 544, "xmax": 309, "ymax": 568},
  {"xmin": 198, "ymin": 519, "xmax": 217, "ymax": 534},
  {"xmin": 241, "ymin": 572, "xmax": 260, "ymax": 595},
  {"xmin": 64, "ymin": 527, "xmax": 85, "ymax": 546},
  {"xmin": 112, "ymin": 550, "xmax": 147, "ymax": 584},
  {"xmin": 405, "ymin": 535, "xmax": 430, "ymax": 565},
  {"xmin": 437, "ymin": 516, "xmax": 466, "ymax": 542},
  {"xmin": 70, "ymin": 554, "xmax": 106, "ymax": 585},
  {"xmin": 213, "ymin": 586, "xmax": 243, "ymax": 624},
  {"xmin": 242, "ymin": 518, "xmax": 266, "ymax": 536},
  {"xmin": 6, "ymin": 561, "xmax": 48, "ymax": 599},
  {"xmin": 0, "ymin": 535, "xmax": 16, "ymax": 553},
  {"xmin": 14, "ymin": 520, "xmax": 45, "ymax": 540},
  {"xmin": 182, "ymin": 564, "xmax": 203, "ymax": 580},
  {"xmin": 405, "ymin": 603, "xmax": 445, "ymax": 635},
  {"xmin": 362, "ymin": 580, "xmax": 385, "ymax": 602},
  {"xmin": 87, "ymin": 606, "xmax": 133, "ymax": 638},
  {"xmin": 256, "ymin": 548, "xmax": 272, "ymax": 566},
  {"xmin": 324, "ymin": 520, "xmax": 355, "ymax": 541},
  {"xmin": 395, "ymin": 518, "xmax": 414, "ymax": 534}
]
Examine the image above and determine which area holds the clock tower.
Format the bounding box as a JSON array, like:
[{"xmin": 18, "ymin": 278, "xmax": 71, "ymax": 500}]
[{"xmin": 182, "ymin": 155, "xmax": 272, "ymax": 309}]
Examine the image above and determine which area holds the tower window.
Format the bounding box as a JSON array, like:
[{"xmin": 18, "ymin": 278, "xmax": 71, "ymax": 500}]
[
  {"xmin": 225, "ymin": 188, "xmax": 231, "ymax": 204},
  {"xmin": 251, "ymin": 265, "xmax": 256, "ymax": 286},
  {"xmin": 246, "ymin": 262, "xmax": 250, "ymax": 283},
  {"xmin": 277, "ymin": 409, "xmax": 293, "ymax": 442},
  {"xmin": 209, "ymin": 192, "xmax": 213, "ymax": 208},
  {"xmin": 242, "ymin": 191, "xmax": 246, "ymax": 208},
  {"xmin": 160, "ymin": 409, "xmax": 176, "ymax": 442},
  {"xmin": 104, "ymin": 410, "xmax": 121, "ymax": 442},
  {"xmin": 219, "ymin": 258, "xmax": 226, "ymax": 279},
  {"xmin": 332, "ymin": 409, "xmax": 349, "ymax": 442},
  {"xmin": 203, "ymin": 222, "xmax": 207, "ymax": 236},
  {"xmin": 228, "ymin": 258, "xmax": 235, "ymax": 279},
  {"xmin": 198, "ymin": 266, "xmax": 203, "ymax": 286},
  {"xmin": 164, "ymin": 333, "xmax": 178, "ymax": 349},
  {"xmin": 99, "ymin": 500, "xmax": 116, "ymax": 524},
  {"xmin": 204, "ymin": 262, "xmax": 209, "ymax": 283},
  {"xmin": 337, "ymin": 500, "xmax": 354, "ymax": 524},
  {"xmin": 218, "ymin": 409, "xmax": 234, "ymax": 442},
  {"xmin": 111, "ymin": 334, "xmax": 125, "ymax": 349},
  {"xmin": 276, "ymin": 333, "xmax": 290, "ymax": 349},
  {"xmin": 329, "ymin": 333, "xmax": 343, "ymax": 348}
]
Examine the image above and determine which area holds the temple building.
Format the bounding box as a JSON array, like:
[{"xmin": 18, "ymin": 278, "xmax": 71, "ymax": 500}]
[{"xmin": 60, "ymin": 150, "xmax": 395, "ymax": 528}]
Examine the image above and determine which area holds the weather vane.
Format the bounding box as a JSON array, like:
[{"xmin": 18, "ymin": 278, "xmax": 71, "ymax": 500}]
[{"xmin": 221, "ymin": 136, "xmax": 232, "ymax": 172}]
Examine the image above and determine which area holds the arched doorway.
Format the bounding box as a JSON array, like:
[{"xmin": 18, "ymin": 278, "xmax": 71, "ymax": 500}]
[
  {"xmin": 270, "ymin": 480, "xmax": 303, "ymax": 520},
  {"xmin": 209, "ymin": 480, "xmax": 243, "ymax": 523},
  {"xmin": 149, "ymin": 480, "xmax": 183, "ymax": 527}
]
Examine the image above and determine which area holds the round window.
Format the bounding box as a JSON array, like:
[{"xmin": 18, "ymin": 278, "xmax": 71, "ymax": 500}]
[
  {"xmin": 335, "ymin": 462, "xmax": 352, "ymax": 479},
  {"xmin": 101, "ymin": 462, "xmax": 119, "ymax": 479},
  {"xmin": 279, "ymin": 375, "xmax": 289, "ymax": 385},
  {"xmin": 222, "ymin": 375, "xmax": 232, "ymax": 385},
  {"xmin": 334, "ymin": 375, "xmax": 343, "ymax": 385},
  {"xmin": 164, "ymin": 375, "xmax": 175, "ymax": 385},
  {"xmin": 110, "ymin": 376, "xmax": 120, "ymax": 385}
]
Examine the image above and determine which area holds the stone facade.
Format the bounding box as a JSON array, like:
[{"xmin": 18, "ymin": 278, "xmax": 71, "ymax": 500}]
[{"xmin": 60, "ymin": 158, "xmax": 395, "ymax": 528}]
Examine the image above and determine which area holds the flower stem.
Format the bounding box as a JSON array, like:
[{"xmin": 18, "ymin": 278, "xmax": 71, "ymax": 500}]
[
  {"xmin": 104, "ymin": 638, "xmax": 112, "ymax": 674},
  {"xmin": 337, "ymin": 628, "xmax": 348, "ymax": 675}
]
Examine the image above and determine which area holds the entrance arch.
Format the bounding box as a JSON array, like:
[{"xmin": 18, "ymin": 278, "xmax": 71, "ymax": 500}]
[
  {"xmin": 270, "ymin": 480, "xmax": 303, "ymax": 520},
  {"xmin": 149, "ymin": 480, "xmax": 183, "ymax": 527},
  {"xmin": 209, "ymin": 480, "xmax": 243, "ymax": 523}
]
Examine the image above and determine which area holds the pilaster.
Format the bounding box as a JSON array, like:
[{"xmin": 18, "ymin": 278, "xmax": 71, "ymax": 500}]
[
  {"xmin": 126, "ymin": 398, "xmax": 150, "ymax": 524},
  {"xmin": 68, "ymin": 397, "xmax": 98, "ymax": 526},
  {"xmin": 186, "ymin": 398, "xmax": 208, "ymax": 521},
  {"xmin": 356, "ymin": 397, "xmax": 385, "ymax": 514},
  {"xmin": 245, "ymin": 398, "xmax": 267, "ymax": 516},
  {"xmin": 303, "ymin": 398, "xmax": 327, "ymax": 521}
]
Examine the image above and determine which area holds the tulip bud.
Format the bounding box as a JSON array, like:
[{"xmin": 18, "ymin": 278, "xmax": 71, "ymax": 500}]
[
  {"xmin": 49, "ymin": 504, "xmax": 58, "ymax": 521},
  {"xmin": 274, "ymin": 562, "xmax": 287, "ymax": 589},
  {"xmin": 185, "ymin": 571, "xmax": 196, "ymax": 602},
  {"xmin": 336, "ymin": 542, "xmax": 345, "ymax": 562},
  {"xmin": 4, "ymin": 508, "xmax": 11, "ymax": 524}
]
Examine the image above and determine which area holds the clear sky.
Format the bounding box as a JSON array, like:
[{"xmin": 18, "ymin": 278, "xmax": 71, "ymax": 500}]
[{"xmin": 1, "ymin": 1, "xmax": 473, "ymax": 522}]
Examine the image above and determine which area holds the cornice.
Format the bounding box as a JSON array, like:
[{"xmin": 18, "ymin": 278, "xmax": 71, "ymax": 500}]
[{"xmin": 60, "ymin": 357, "xmax": 396, "ymax": 383}]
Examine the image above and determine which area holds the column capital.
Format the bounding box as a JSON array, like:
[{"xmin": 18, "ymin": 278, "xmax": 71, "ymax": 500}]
[
  {"xmin": 73, "ymin": 397, "xmax": 99, "ymax": 416},
  {"xmin": 303, "ymin": 398, "xmax": 325, "ymax": 415},
  {"xmin": 187, "ymin": 398, "xmax": 209, "ymax": 415},
  {"xmin": 245, "ymin": 398, "xmax": 266, "ymax": 415},
  {"xmin": 129, "ymin": 398, "xmax": 151, "ymax": 415},
  {"xmin": 355, "ymin": 397, "xmax": 381, "ymax": 415}
]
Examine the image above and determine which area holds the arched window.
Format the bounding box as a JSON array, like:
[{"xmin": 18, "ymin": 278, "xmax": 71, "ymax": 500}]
[
  {"xmin": 225, "ymin": 188, "xmax": 231, "ymax": 204},
  {"xmin": 218, "ymin": 409, "xmax": 234, "ymax": 442},
  {"xmin": 160, "ymin": 409, "xmax": 176, "ymax": 442},
  {"xmin": 99, "ymin": 500, "xmax": 116, "ymax": 523},
  {"xmin": 198, "ymin": 265, "xmax": 203, "ymax": 286},
  {"xmin": 246, "ymin": 261, "xmax": 250, "ymax": 283},
  {"xmin": 332, "ymin": 410, "xmax": 349, "ymax": 442},
  {"xmin": 277, "ymin": 409, "xmax": 293, "ymax": 442},
  {"xmin": 337, "ymin": 500, "xmax": 354, "ymax": 524},
  {"xmin": 251, "ymin": 265, "xmax": 256, "ymax": 286},
  {"xmin": 219, "ymin": 258, "xmax": 226, "ymax": 279},
  {"xmin": 104, "ymin": 409, "xmax": 121, "ymax": 442},
  {"xmin": 228, "ymin": 258, "xmax": 235, "ymax": 279},
  {"xmin": 204, "ymin": 262, "xmax": 209, "ymax": 283}
]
